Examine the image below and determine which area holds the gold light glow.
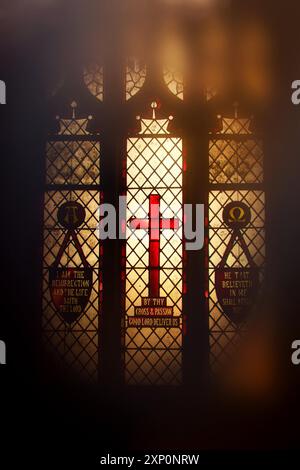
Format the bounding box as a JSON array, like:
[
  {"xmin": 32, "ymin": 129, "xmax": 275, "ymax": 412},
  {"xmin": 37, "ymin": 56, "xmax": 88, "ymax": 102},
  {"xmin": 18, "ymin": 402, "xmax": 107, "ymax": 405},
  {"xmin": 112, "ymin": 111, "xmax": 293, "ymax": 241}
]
[{"xmin": 125, "ymin": 129, "xmax": 183, "ymax": 385}]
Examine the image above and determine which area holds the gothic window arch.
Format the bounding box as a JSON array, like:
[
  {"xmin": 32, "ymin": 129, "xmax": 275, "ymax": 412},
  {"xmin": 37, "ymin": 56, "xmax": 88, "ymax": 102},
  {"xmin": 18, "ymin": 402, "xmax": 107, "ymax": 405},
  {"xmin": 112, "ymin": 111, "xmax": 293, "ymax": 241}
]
[{"xmin": 40, "ymin": 5, "xmax": 267, "ymax": 387}]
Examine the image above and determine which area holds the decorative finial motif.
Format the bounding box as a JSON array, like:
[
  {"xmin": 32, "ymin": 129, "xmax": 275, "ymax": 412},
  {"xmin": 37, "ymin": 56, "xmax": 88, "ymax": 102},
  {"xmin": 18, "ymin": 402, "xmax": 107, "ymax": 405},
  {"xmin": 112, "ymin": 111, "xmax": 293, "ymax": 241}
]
[
  {"xmin": 151, "ymin": 101, "xmax": 158, "ymax": 119},
  {"xmin": 137, "ymin": 102, "xmax": 173, "ymax": 135},
  {"xmin": 233, "ymin": 101, "xmax": 239, "ymax": 119},
  {"xmin": 56, "ymin": 101, "xmax": 93, "ymax": 136},
  {"xmin": 70, "ymin": 100, "xmax": 77, "ymax": 119},
  {"xmin": 215, "ymin": 101, "xmax": 252, "ymax": 135}
]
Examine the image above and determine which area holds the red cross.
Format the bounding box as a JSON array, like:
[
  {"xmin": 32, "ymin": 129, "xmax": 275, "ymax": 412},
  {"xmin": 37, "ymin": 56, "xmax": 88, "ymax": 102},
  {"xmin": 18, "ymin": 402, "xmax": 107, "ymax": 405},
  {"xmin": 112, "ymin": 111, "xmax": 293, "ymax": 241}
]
[{"xmin": 129, "ymin": 194, "xmax": 179, "ymax": 298}]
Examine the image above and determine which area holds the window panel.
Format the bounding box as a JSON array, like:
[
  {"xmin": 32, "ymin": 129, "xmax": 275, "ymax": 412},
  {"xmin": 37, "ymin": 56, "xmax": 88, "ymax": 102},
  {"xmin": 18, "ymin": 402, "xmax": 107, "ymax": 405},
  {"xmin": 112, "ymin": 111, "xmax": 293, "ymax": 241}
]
[
  {"xmin": 126, "ymin": 58, "xmax": 147, "ymax": 101},
  {"xmin": 209, "ymin": 138, "xmax": 264, "ymax": 184},
  {"xmin": 163, "ymin": 67, "xmax": 184, "ymax": 100},
  {"xmin": 208, "ymin": 111, "xmax": 265, "ymax": 371},
  {"xmin": 42, "ymin": 105, "xmax": 101, "ymax": 381},
  {"xmin": 124, "ymin": 103, "xmax": 183, "ymax": 385},
  {"xmin": 46, "ymin": 141, "xmax": 100, "ymax": 186},
  {"xmin": 84, "ymin": 64, "xmax": 104, "ymax": 102},
  {"xmin": 206, "ymin": 87, "xmax": 218, "ymax": 102}
]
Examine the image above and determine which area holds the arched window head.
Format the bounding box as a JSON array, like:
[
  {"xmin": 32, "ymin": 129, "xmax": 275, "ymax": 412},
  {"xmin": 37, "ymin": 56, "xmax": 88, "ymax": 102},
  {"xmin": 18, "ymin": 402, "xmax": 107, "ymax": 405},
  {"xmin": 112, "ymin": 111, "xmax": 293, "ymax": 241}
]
[
  {"xmin": 84, "ymin": 64, "xmax": 104, "ymax": 102},
  {"xmin": 126, "ymin": 57, "xmax": 147, "ymax": 100}
]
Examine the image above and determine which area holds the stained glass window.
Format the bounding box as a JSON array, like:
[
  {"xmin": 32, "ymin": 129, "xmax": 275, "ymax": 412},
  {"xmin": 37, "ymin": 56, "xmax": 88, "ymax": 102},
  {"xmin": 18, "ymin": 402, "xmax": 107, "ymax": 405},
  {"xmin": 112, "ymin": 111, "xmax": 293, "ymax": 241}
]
[
  {"xmin": 124, "ymin": 102, "xmax": 183, "ymax": 385},
  {"xmin": 206, "ymin": 87, "xmax": 218, "ymax": 102},
  {"xmin": 126, "ymin": 58, "xmax": 147, "ymax": 101},
  {"xmin": 84, "ymin": 64, "xmax": 104, "ymax": 102},
  {"xmin": 163, "ymin": 66, "xmax": 184, "ymax": 100},
  {"xmin": 40, "ymin": 30, "xmax": 267, "ymax": 386},
  {"xmin": 42, "ymin": 102, "xmax": 101, "ymax": 381},
  {"xmin": 161, "ymin": 32, "xmax": 185, "ymax": 100},
  {"xmin": 208, "ymin": 106, "xmax": 265, "ymax": 371}
]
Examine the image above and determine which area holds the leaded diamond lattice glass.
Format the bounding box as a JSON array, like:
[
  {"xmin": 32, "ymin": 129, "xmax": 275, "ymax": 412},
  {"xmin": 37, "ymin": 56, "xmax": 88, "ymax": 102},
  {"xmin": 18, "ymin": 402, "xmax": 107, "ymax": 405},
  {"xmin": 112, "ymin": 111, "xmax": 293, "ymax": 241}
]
[
  {"xmin": 126, "ymin": 58, "xmax": 147, "ymax": 100},
  {"xmin": 42, "ymin": 105, "xmax": 101, "ymax": 381},
  {"xmin": 163, "ymin": 66, "xmax": 184, "ymax": 100},
  {"xmin": 84, "ymin": 64, "xmax": 104, "ymax": 102},
  {"xmin": 208, "ymin": 110, "xmax": 265, "ymax": 371},
  {"xmin": 124, "ymin": 103, "xmax": 183, "ymax": 385}
]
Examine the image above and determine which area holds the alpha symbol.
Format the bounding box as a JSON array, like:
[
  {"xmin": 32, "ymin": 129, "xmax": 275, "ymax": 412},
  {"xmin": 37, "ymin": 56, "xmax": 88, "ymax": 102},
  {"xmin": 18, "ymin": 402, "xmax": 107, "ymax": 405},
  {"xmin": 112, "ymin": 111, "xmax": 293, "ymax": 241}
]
[
  {"xmin": 50, "ymin": 201, "xmax": 92, "ymax": 324},
  {"xmin": 64, "ymin": 205, "xmax": 79, "ymax": 225},
  {"xmin": 57, "ymin": 201, "xmax": 86, "ymax": 230}
]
